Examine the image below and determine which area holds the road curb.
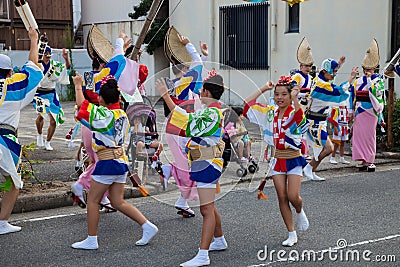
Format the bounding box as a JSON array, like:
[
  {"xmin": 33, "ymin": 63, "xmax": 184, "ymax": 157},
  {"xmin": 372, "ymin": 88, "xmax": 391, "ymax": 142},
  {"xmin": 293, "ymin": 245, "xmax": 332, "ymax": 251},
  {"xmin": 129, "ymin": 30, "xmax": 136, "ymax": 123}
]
[{"xmin": 11, "ymin": 183, "xmax": 164, "ymax": 214}]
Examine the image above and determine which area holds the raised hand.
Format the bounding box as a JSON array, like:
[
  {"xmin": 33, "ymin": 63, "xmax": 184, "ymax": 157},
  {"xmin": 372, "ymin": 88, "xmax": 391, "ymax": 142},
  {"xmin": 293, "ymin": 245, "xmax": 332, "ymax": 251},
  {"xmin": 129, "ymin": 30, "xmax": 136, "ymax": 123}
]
[
  {"xmin": 199, "ymin": 41, "xmax": 208, "ymax": 57},
  {"xmin": 261, "ymin": 80, "xmax": 275, "ymax": 93},
  {"xmin": 177, "ymin": 34, "xmax": 190, "ymax": 46}
]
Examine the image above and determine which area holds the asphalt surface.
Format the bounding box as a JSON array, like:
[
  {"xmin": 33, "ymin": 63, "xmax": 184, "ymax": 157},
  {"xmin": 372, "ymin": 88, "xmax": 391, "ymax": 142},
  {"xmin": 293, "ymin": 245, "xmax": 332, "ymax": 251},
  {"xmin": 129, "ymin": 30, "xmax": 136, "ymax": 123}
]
[
  {"xmin": 1, "ymin": 165, "xmax": 399, "ymax": 267},
  {"xmin": 5, "ymin": 101, "xmax": 400, "ymax": 214}
]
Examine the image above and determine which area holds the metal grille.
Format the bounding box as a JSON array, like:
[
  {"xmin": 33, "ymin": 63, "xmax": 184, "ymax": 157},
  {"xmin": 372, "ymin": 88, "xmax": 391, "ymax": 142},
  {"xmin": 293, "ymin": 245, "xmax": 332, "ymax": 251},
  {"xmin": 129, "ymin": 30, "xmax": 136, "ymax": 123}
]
[{"xmin": 219, "ymin": 2, "xmax": 269, "ymax": 70}]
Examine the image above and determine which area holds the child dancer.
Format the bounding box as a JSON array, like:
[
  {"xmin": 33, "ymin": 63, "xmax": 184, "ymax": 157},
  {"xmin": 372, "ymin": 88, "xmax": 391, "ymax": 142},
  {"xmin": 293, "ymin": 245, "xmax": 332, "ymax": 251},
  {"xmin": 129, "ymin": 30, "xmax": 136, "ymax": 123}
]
[
  {"xmin": 157, "ymin": 72, "xmax": 227, "ymax": 267},
  {"xmin": 329, "ymin": 105, "xmax": 350, "ymax": 164},
  {"xmin": 71, "ymin": 74, "xmax": 158, "ymax": 249},
  {"xmin": 244, "ymin": 76, "xmax": 309, "ymax": 247}
]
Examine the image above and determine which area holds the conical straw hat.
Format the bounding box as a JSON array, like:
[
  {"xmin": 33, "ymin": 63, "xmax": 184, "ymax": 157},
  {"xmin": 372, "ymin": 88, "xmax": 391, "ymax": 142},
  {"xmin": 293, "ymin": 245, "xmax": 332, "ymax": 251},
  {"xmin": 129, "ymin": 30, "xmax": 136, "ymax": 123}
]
[
  {"xmin": 164, "ymin": 31, "xmax": 173, "ymax": 63},
  {"xmin": 362, "ymin": 38, "xmax": 379, "ymax": 69},
  {"xmin": 87, "ymin": 25, "xmax": 113, "ymax": 63},
  {"xmin": 297, "ymin": 37, "xmax": 313, "ymax": 65},
  {"xmin": 165, "ymin": 26, "xmax": 192, "ymax": 67}
]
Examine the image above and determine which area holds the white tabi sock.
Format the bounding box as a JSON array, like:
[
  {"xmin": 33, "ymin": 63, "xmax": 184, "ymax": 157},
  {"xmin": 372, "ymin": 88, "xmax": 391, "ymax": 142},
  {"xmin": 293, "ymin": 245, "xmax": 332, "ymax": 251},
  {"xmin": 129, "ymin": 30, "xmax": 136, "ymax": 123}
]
[
  {"xmin": 180, "ymin": 249, "xmax": 210, "ymax": 267},
  {"xmin": 71, "ymin": 235, "xmax": 98, "ymax": 250},
  {"xmin": 297, "ymin": 209, "xmax": 309, "ymax": 231},
  {"xmin": 135, "ymin": 221, "xmax": 158, "ymax": 246},
  {"xmin": 282, "ymin": 231, "xmax": 297, "ymax": 247},
  {"xmin": 0, "ymin": 220, "xmax": 22, "ymax": 235}
]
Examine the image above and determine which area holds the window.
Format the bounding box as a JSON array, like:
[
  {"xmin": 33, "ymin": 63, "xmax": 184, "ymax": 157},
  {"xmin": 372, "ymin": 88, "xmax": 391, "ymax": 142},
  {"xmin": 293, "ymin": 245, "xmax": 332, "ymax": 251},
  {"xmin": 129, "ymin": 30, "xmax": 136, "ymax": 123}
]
[
  {"xmin": 220, "ymin": 2, "xmax": 269, "ymax": 70},
  {"xmin": 391, "ymin": 0, "xmax": 400, "ymax": 58},
  {"xmin": 287, "ymin": 3, "xmax": 300, "ymax": 33}
]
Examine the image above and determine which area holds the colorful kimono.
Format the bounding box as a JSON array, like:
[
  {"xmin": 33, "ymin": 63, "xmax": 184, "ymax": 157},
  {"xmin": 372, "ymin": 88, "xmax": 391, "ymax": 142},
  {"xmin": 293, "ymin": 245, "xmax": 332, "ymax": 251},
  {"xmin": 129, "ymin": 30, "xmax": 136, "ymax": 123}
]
[
  {"xmin": 0, "ymin": 61, "xmax": 44, "ymax": 190},
  {"xmin": 328, "ymin": 105, "xmax": 350, "ymax": 142},
  {"xmin": 91, "ymin": 38, "xmax": 139, "ymax": 96},
  {"xmin": 76, "ymin": 100, "xmax": 130, "ymax": 176},
  {"xmin": 166, "ymin": 104, "xmax": 224, "ymax": 184},
  {"xmin": 307, "ymin": 73, "xmax": 350, "ymax": 159},
  {"xmin": 33, "ymin": 59, "xmax": 70, "ymax": 126},
  {"xmin": 291, "ymin": 70, "xmax": 312, "ymax": 108},
  {"xmin": 244, "ymin": 99, "xmax": 307, "ymax": 173},
  {"xmin": 350, "ymin": 74, "xmax": 385, "ymax": 163}
]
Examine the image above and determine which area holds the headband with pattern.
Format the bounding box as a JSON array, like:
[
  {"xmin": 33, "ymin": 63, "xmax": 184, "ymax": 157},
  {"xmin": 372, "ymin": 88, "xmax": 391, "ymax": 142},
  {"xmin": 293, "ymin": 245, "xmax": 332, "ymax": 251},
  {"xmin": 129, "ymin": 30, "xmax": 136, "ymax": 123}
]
[
  {"xmin": 100, "ymin": 75, "xmax": 117, "ymax": 88},
  {"xmin": 276, "ymin": 76, "xmax": 292, "ymax": 86}
]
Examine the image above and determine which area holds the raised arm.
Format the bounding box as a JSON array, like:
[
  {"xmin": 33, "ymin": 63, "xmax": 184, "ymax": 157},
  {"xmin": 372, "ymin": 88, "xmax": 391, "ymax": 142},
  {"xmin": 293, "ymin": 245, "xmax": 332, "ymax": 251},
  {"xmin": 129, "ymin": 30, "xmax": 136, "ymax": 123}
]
[
  {"xmin": 156, "ymin": 78, "xmax": 176, "ymax": 111},
  {"xmin": 28, "ymin": 27, "xmax": 39, "ymax": 65},
  {"xmin": 62, "ymin": 48, "xmax": 71, "ymax": 69},
  {"xmin": 72, "ymin": 72, "xmax": 85, "ymax": 107}
]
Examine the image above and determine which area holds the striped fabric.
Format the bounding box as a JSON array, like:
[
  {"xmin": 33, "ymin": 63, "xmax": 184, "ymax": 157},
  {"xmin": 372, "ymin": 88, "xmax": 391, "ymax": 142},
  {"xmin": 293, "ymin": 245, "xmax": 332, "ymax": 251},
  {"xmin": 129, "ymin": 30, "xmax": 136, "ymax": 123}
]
[
  {"xmin": 76, "ymin": 100, "xmax": 129, "ymax": 175},
  {"xmin": 166, "ymin": 105, "xmax": 224, "ymax": 184},
  {"xmin": 0, "ymin": 61, "xmax": 44, "ymax": 190},
  {"xmin": 349, "ymin": 74, "xmax": 385, "ymax": 117},
  {"xmin": 243, "ymin": 99, "xmax": 275, "ymax": 146},
  {"xmin": 172, "ymin": 64, "xmax": 203, "ymax": 100},
  {"xmin": 244, "ymin": 100, "xmax": 307, "ymax": 172},
  {"xmin": 309, "ymin": 73, "xmax": 350, "ymax": 114}
]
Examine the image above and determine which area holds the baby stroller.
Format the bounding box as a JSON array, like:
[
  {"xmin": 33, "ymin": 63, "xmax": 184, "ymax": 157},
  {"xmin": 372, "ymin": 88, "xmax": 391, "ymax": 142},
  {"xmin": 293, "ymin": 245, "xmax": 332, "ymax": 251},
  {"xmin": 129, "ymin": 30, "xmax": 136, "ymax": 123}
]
[
  {"xmin": 126, "ymin": 102, "xmax": 162, "ymax": 184},
  {"xmin": 222, "ymin": 108, "xmax": 258, "ymax": 178}
]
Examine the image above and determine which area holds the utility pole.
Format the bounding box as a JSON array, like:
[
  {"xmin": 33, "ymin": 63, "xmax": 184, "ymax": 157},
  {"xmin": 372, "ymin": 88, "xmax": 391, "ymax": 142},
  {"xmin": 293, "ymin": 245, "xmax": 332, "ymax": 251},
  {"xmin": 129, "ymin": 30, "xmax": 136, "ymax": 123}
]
[
  {"xmin": 387, "ymin": 78, "xmax": 394, "ymax": 149},
  {"xmin": 130, "ymin": 0, "xmax": 162, "ymax": 60}
]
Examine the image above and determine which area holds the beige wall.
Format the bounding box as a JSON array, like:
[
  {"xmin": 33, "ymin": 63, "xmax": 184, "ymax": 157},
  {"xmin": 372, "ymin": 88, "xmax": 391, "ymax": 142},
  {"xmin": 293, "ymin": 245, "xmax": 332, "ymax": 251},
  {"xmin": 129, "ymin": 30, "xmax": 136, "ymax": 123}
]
[{"xmin": 170, "ymin": 0, "xmax": 396, "ymax": 104}]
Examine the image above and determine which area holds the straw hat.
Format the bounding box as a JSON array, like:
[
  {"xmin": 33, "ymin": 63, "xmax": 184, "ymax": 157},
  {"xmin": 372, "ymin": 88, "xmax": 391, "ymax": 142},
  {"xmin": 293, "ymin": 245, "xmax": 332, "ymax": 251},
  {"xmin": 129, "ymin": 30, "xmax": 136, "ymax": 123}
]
[
  {"xmin": 297, "ymin": 37, "xmax": 313, "ymax": 65},
  {"xmin": 362, "ymin": 38, "xmax": 379, "ymax": 69},
  {"xmin": 164, "ymin": 26, "xmax": 192, "ymax": 67},
  {"xmin": 87, "ymin": 25, "xmax": 113, "ymax": 63}
]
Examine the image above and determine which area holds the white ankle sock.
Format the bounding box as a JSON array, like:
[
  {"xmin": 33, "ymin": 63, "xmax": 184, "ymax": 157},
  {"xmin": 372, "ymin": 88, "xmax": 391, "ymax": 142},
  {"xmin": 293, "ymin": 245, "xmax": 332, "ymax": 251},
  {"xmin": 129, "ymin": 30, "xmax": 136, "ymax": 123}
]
[
  {"xmin": 180, "ymin": 249, "xmax": 210, "ymax": 267},
  {"xmin": 297, "ymin": 209, "xmax": 309, "ymax": 231},
  {"xmin": 303, "ymin": 164, "xmax": 313, "ymax": 180},
  {"xmin": 71, "ymin": 235, "xmax": 98, "ymax": 250},
  {"xmin": 0, "ymin": 220, "xmax": 22, "ymax": 235},
  {"xmin": 136, "ymin": 221, "xmax": 158, "ymax": 246},
  {"xmin": 282, "ymin": 231, "xmax": 297, "ymax": 247},
  {"xmin": 209, "ymin": 235, "xmax": 228, "ymax": 251}
]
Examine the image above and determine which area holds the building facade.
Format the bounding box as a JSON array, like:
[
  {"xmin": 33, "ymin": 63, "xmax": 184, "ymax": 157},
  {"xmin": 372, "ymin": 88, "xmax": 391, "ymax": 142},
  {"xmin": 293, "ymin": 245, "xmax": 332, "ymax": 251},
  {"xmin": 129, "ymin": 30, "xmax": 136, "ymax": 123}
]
[{"xmin": 0, "ymin": 0, "xmax": 74, "ymax": 50}]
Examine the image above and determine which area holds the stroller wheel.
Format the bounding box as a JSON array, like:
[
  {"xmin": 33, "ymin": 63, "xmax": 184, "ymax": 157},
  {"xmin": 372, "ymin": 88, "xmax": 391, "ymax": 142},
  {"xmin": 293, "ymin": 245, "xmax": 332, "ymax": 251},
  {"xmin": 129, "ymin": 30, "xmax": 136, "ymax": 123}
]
[
  {"xmin": 248, "ymin": 164, "xmax": 257, "ymax": 174},
  {"xmin": 236, "ymin": 168, "xmax": 246, "ymax": 177}
]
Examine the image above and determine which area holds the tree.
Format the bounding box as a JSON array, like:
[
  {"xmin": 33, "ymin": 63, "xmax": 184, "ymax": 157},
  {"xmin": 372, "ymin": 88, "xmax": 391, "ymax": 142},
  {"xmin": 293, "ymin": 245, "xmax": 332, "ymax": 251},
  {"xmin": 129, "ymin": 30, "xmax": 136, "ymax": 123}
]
[{"xmin": 128, "ymin": 0, "xmax": 169, "ymax": 55}]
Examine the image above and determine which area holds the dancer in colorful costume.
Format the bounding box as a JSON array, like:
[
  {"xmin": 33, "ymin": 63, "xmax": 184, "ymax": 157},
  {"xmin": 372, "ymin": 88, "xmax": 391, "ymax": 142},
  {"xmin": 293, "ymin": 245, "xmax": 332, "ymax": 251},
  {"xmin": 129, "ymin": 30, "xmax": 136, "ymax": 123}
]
[
  {"xmin": 161, "ymin": 26, "xmax": 210, "ymax": 217},
  {"xmin": 33, "ymin": 45, "xmax": 70, "ymax": 151},
  {"xmin": 291, "ymin": 37, "xmax": 314, "ymax": 160},
  {"xmin": 244, "ymin": 76, "xmax": 309, "ymax": 246},
  {"xmin": 328, "ymin": 102, "xmax": 351, "ymax": 164},
  {"xmin": 349, "ymin": 39, "xmax": 385, "ymax": 172},
  {"xmin": 157, "ymin": 72, "xmax": 227, "ymax": 267},
  {"xmin": 70, "ymin": 29, "xmax": 141, "ymax": 209},
  {"xmin": 0, "ymin": 28, "xmax": 43, "ymax": 234},
  {"xmin": 302, "ymin": 58, "xmax": 358, "ymax": 181},
  {"xmin": 71, "ymin": 75, "xmax": 158, "ymax": 250}
]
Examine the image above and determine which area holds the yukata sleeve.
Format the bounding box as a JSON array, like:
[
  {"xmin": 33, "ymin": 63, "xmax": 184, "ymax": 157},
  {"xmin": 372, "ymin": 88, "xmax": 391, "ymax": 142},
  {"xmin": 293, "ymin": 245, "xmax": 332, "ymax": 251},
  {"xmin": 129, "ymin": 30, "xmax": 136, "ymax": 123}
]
[
  {"xmin": 166, "ymin": 106, "xmax": 223, "ymax": 138},
  {"xmin": 10, "ymin": 61, "xmax": 44, "ymax": 108},
  {"xmin": 93, "ymin": 38, "xmax": 127, "ymax": 93},
  {"xmin": 51, "ymin": 60, "xmax": 70, "ymax": 85},
  {"xmin": 76, "ymin": 100, "xmax": 114, "ymax": 132},
  {"xmin": 243, "ymin": 99, "xmax": 274, "ymax": 130},
  {"xmin": 369, "ymin": 77, "xmax": 385, "ymax": 114},
  {"xmin": 311, "ymin": 81, "xmax": 350, "ymax": 105},
  {"xmin": 186, "ymin": 43, "xmax": 208, "ymax": 85}
]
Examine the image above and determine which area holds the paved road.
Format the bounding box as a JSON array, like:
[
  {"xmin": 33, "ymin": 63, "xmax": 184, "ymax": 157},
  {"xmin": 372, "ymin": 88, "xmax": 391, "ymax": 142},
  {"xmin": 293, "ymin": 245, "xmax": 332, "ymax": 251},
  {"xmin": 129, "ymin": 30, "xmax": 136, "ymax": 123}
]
[{"xmin": 2, "ymin": 165, "xmax": 399, "ymax": 267}]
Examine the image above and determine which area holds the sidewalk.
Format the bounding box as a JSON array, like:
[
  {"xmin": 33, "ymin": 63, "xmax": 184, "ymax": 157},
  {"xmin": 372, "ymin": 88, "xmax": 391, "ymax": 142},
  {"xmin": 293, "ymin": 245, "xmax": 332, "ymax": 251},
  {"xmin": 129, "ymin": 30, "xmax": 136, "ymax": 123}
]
[{"xmin": 2, "ymin": 101, "xmax": 400, "ymax": 213}]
